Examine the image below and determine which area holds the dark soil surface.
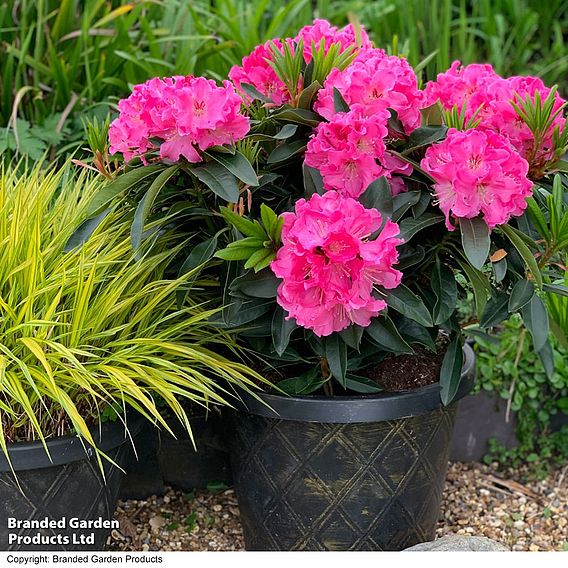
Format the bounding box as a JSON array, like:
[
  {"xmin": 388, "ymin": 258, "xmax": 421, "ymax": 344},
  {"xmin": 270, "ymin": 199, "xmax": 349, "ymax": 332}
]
[{"xmin": 364, "ymin": 345, "xmax": 447, "ymax": 392}]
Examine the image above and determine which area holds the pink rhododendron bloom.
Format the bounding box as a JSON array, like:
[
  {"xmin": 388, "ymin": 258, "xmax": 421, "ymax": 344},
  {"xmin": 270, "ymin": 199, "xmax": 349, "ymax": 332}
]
[
  {"xmin": 423, "ymin": 62, "xmax": 567, "ymax": 173},
  {"xmin": 271, "ymin": 192, "xmax": 403, "ymax": 337},
  {"xmin": 229, "ymin": 40, "xmax": 291, "ymax": 105},
  {"xmin": 314, "ymin": 48, "xmax": 423, "ymax": 134},
  {"xmin": 304, "ymin": 110, "xmax": 409, "ymax": 198},
  {"xmin": 421, "ymin": 128, "xmax": 533, "ymax": 230},
  {"xmin": 296, "ymin": 19, "xmax": 371, "ymax": 62},
  {"xmin": 109, "ymin": 76, "xmax": 249, "ymax": 163}
]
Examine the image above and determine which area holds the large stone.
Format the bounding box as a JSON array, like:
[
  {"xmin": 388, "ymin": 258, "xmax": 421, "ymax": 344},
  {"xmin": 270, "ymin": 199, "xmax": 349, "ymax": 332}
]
[{"xmin": 404, "ymin": 536, "xmax": 509, "ymax": 551}]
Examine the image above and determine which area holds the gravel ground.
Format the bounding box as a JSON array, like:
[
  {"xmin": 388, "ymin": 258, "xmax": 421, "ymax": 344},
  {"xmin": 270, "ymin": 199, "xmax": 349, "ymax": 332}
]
[{"xmin": 108, "ymin": 462, "xmax": 568, "ymax": 551}]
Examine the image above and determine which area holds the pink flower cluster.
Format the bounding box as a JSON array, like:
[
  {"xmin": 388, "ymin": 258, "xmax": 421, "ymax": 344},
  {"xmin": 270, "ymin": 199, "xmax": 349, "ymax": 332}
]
[
  {"xmin": 423, "ymin": 61, "xmax": 566, "ymax": 170},
  {"xmin": 109, "ymin": 76, "xmax": 250, "ymax": 163},
  {"xmin": 421, "ymin": 128, "xmax": 533, "ymax": 230},
  {"xmin": 314, "ymin": 48, "xmax": 423, "ymax": 134},
  {"xmin": 304, "ymin": 110, "xmax": 411, "ymax": 198},
  {"xmin": 228, "ymin": 19, "xmax": 370, "ymax": 104},
  {"xmin": 271, "ymin": 191, "xmax": 403, "ymax": 337}
]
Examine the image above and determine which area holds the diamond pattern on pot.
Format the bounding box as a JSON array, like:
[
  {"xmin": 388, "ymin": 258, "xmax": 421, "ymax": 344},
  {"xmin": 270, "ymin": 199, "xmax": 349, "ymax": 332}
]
[
  {"xmin": 230, "ymin": 406, "xmax": 457, "ymax": 551},
  {"xmin": 0, "ymin": 444, "xmax": 128, "ymax": 551}
]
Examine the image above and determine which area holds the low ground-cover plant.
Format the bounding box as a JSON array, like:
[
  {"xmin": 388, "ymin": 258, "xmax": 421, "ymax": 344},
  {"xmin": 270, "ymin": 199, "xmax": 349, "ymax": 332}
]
[
  {"xmin": 474, "ymin": 316, "xmax": 568, "ymax": 475},
  {"xmin": 0, "ymin": 162, "xmax": 262, "ymax": 464},
  {"xmin": 84, "ymin": 18, "xmax": 568, "ymax": 402}
]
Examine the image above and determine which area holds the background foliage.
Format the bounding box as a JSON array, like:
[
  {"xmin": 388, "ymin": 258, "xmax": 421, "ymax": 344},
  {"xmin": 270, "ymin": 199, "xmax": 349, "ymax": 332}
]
[{"xmin": 1, "ymin": 0, "xmax": 568, "ymax": 160}]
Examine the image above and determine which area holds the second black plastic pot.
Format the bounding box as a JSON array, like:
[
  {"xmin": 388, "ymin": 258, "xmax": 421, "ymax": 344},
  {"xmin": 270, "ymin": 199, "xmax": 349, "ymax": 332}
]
[
  {"xmin": 229, "ymin": 344, "xmax": 476, "ymax": 551},
  {"xmin": 0, "ymin": 419, "xmax": 136, "ymax": 551}
]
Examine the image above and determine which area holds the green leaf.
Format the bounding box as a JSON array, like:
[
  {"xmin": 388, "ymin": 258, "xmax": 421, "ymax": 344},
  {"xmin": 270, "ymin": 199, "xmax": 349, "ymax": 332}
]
[
  {"xmin": 224, "ymin": 297, "xmax": 273, "ymax": 326},
  {"xmin": 431, "ymin": 259, "xmax": 457, "ymax": 325},
  {"xmin": 215, "ymin": 237, "xmax": 264, "ymax": 261},
  {"xmin": 459, "ymin": 217, "xmax": 490, "ymax": 270},
  {"xmin": 359, "ymin": 177, "xmax": 393, "ymax": 217},
  {"xmin": 206, "ymin": 151, "xmax": 258, "ymax": 187},
  {"xmin": 277, "ymin": 368, "xmax": 324, "ymax": 395},
  {"xmin": 333, "ymin": 87, "xmax": 349, "ymax": 113},
  {"xmin": 405, "ymin": 125, "xmax": 448, "ymax": 153},
  {"xmin": 179, "ymin": 236, "xmax": 218, "ymax": 276},
  {"xmin": 385, "ymin": 285, "xmax": 433, "ymax": 327},
  {"xmin": 272, "ymin": 307, "xmax": 297, "ymax": 356},
  {"xmin": 479, "ymin": 293, "xmax": 510, "ymax": 328},
  {"xmin": 325, "ymin": 334, "xmax": 348, "ymax": 387},
  {"xmin": 219, "ymin": 207, "xmax": 267, "ymax": 239},
  {"xmin": 297, "ymin": 81, "xmax": 322, "ymax": 109},
  {"xmin": 500, "ymin": 224, "xmax": 543, "ymax": 289},
  {"xmin": 64, "ymin": 209, "xmax": 110, "ymax": 252},
  {"xmin": 192, "ymin": 162, "xmax": 239, "ymax": 202},
  {"xmin": 455, "ymin": 258, "xmax": 490, "ymax": 319},
  {"xmin": 439, "ymin": 337, "xmax": 464, "ymax": 405},
  {"xmin": 537, "ymin": 340, "xmax": 554, "ymax": 379},
  {"xmin": 508, "ymin": 279, "xmax": 535, "ymax": 312},
  {"xmin": 392, "ymin": 191, "xmax": 421, "ymax": 221},
  {"xmin": 525, "ymin": 196, "xmax": 550, "ymax": 241},
  {"xmin": 344, "ymin": 375, "xmax": 382, "ymax": 394},
  {"xmin": 544, "ymin": 283, "xmax": 568, "ymax": 297},
  {"xmin": 521, "ymin": 295, "xmax": 549, "ymax": 352},
  {"xmin": 272, "ymin": 108, "xmax": 321, "ymax": 127},
  {"xmin": 239, "ymin": 82, "xmax": 271, "ymax": 103},
  {"xmin": 339, "ymin": 325, "xmax": 364, "ymax": 351},
  {"xmin": 366, "ymin": 317, "xmax": 413, "ymax": 353},
  {"xmin": 231, "ymin": 268, "xmax": 279, "ymax": 298},
  {"xmin": 131, "ymin": 165, "xmax": 179, "ymax": 250},
  {"xmin": 303, "ymin": 163, "xmax": 325, "ymax": 196},
  {"xmin": 399, "ymin": 213, "xmax": 444, "ymax": 242},
  {"xmin": 267, "ymin": 140, "xmax": 306, "ymax": 164},
  {"xmin": 244, "ymin": 248, "xmax": 274, "ymax": 272},
  {"xmin": 86, "ymin": 164, "xmax": 164, "ymax": 216},
  {"xmin": 396, "ymin": 316, "xmax": 436, "ymax": 351}
]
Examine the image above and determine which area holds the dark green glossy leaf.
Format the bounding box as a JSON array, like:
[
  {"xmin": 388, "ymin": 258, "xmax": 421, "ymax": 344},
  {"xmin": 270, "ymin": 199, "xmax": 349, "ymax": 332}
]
[
  {"xmin": 405, "ymin": 125, "xmax": 448, "ymax": 153},
  {"xmin": 230, "ymin": 268, "xmax": 279, "ymax": 298},
  {"xmin": 399, "ymin": 213, "xmax": 443, "ymax": 241},
  {"xmin": 432, "ymin": 259, "xmax": 457, "ymax": 325},
  {"xmin": 276, "ymin": 368, "xmax": 325, "ymax": 395},
  {"xmin": 500, "ymin": 224, "xmax": 542, "ymax": 288},
  {"xmin": 439, "ymin": 337, "xmax": 464, "ymax": 405},
  {"xmin": 459, "ymin": 217, "xmax": 490, "ymax": 270},
  {"xmin": 359, "ymin": 177, "xmax": 393, "ymax": 217},
  {"xmin": 508, "ymin": 279, "xmax": 535, "ymax": 312},
  {"xmin": 340, "ymin": 325, "xmax": 364, "ymax": 350},
  {"xmin": 325, "ymin": 334, "xmax": 348, "ymax": 387},
  {"xmin": 521, "ymin": 294, "xmax": 549, "ymax": 352},
  {"xmin": 179, "ymin": 235, "xmax": 218, "ymax": 277},
  {"xmin": 86, "ymin": 164, "xmax": 164, "ymax": 216},
  {"xmin": 344, "ymin": 375, "xmax": 382, "ymax": 394},
  {"xmin": 206, "ymin": 150, "xmax": 258, "ymax": 186},
  {"xmin": 192, "ymin": 162, "xmax": 239, "ymax": 202},
  {"xmin": 239, "ymin": 82, "xmax": 271, "ymax": 102},
  {"xmin": 366, "ymin": 317, "xmax": 413, "ymax": 353},
  {"xmin": 131, "ymin": 165, "xmax": 179, "ymax": 250},
  {"xmin": 537, "ymin": 339, "xmax": 554, "ymax": 379},
  {"xmin": 267, "ymin": 140, "xmax": 306, "ymax": 164},
  {"xmin": 272, "ymin": 108, "xmax": 321, "ymax": 127},
  {"xmin": 64, "ymin": 208, "xmax": 110, "ymax": 252},
  {"xmin": 385, "ymin": 284, "xmax": 433, "ymax": 326},
  {"xmin": 272, "ymin": 306, "xmax": 298, "ymax": 356},
  {"xmin": 333, "ymin": 87, "xmax": 349, "ymax": 113},
  {"xmin": 303, "ymin": 163, "xmax": 325, "ymax": 197},
  {"xmin": 543, "ymin": 283, "xmax": 568, "ymax": 297},
  {"xmin": 479, "ymin": 293, "xmax": 510, "ymax": 328}
]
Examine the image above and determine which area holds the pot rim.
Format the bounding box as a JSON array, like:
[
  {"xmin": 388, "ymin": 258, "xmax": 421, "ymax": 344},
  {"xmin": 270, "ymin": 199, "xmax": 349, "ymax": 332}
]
[
  {"xmin": 0, "ymin": 415, "xmax": 143, "ymax": 473},
  {"xmin": 235, "ymin": 343, "xmax": 476, "ymax": 424}
]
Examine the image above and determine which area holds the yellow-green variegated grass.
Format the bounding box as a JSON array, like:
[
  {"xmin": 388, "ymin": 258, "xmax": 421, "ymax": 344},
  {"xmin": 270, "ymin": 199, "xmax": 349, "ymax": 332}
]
[{"xmin": 0, "ymin": 162, "xmax": 263, "ymax": 466}]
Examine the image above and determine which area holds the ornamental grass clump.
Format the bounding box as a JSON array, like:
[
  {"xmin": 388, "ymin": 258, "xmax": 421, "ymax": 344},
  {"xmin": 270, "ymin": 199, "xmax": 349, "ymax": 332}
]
[
  {"xmin": 99, "ymin": 18, "xmax": 568, "ymax": 403},
  {"xmin": 0, "ymin": 162, "xmax": 262, "ymax": 463}
]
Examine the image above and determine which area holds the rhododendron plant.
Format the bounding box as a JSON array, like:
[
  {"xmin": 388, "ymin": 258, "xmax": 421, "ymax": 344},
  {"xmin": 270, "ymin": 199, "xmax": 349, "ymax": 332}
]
[{"xmin": 96, "ymin": 19, "xmax": 568, "ymax": 402}]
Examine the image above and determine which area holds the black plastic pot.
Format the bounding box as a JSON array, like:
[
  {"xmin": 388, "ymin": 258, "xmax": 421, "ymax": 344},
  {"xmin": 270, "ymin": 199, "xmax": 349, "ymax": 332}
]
[
  {"xmin": 229, "ymin": 344, "xmax": 476, "ymax": 551},
  {"xmin": 0, "ymin": 419, "xmax": 136, "ymax": 551},
  {"xmin": 120, "ymin": 408, "xmax": 232, "ymax": 499}
]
